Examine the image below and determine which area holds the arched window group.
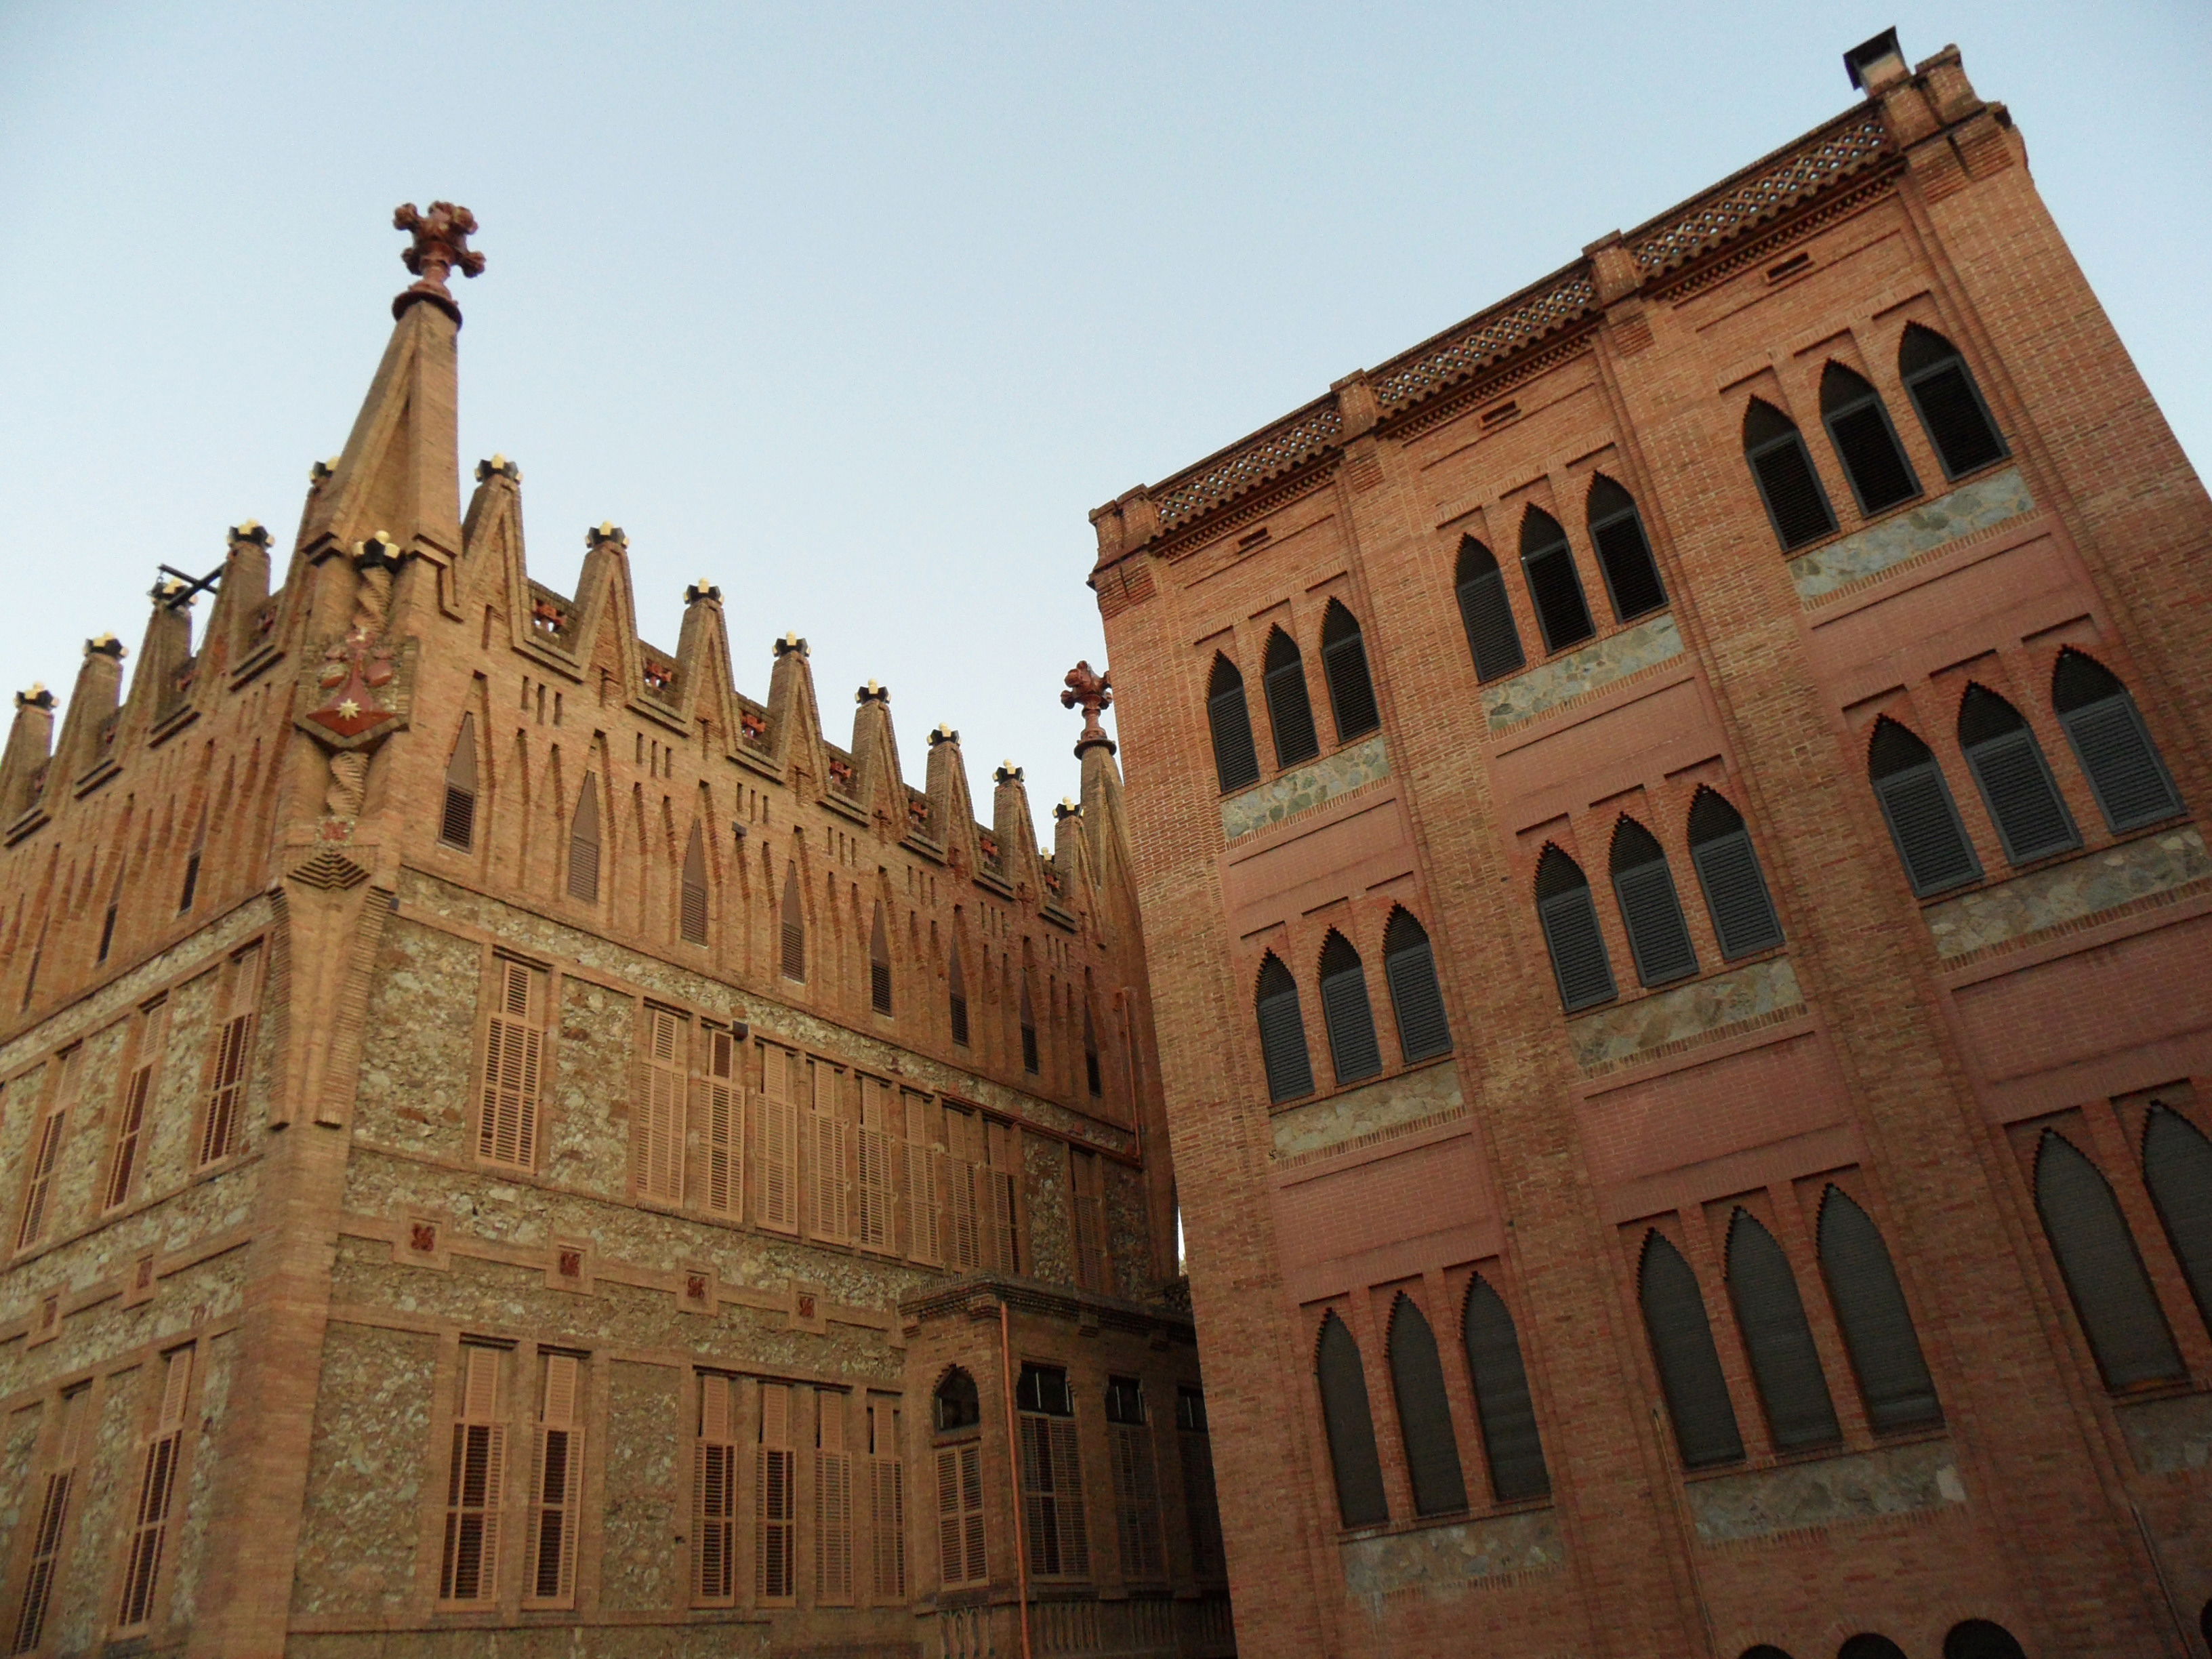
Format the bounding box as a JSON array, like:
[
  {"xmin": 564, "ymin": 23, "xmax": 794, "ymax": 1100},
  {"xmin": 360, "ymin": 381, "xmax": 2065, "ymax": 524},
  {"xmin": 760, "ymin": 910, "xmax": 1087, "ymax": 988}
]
[
  {"xmin": 1534, "ymin": 791, "xmax": 1784, "ymax": 1011},
  {"xmin": 1205, "ymin": 602, "xmax": 1383, "ymax": 792},
  {"xmin": 1465, "ymin": 478, "xmax": 1668, "ymax": 677},
  {"xmin": 1867, "ymin": 651, "xmax": 2180, "ymax": 897},
  {"xmin": 2032, "ymin": 1107, "xmax": 2212, "ymax": 1391},
  {"xmin": 1313, "ymin": 1273, "xmax": 1548, "ymax": 1528},
  {"xmin": 1745, "ymin": 325, "xmax": 2005, "ymax": 551},
  {"xmin": 1252, "ymin": 908, "xmax": 1452, "ymax": 1102},
  {"xmin": 1744, "ymin": 1625, "xmax": 2030, "ymax": 1659},
  {"xmin": 1639, "ymin": 1186, "xmax": 1939, "ymax": 1468}
]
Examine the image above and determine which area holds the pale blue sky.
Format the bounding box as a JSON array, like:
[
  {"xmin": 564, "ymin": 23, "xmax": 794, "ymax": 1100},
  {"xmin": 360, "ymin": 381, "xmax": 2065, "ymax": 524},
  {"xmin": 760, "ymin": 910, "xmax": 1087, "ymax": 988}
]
[{"xmin": 1, "ymin": 3, "xmax": 2205, "ymax": 813}]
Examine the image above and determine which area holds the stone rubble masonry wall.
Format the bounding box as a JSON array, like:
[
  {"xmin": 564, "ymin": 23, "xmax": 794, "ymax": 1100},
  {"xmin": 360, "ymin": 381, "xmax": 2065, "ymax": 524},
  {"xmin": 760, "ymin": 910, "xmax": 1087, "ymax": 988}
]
[{"xmin": 1094, "ymin": 41, "xmax": 2212, "ymax": 1659}]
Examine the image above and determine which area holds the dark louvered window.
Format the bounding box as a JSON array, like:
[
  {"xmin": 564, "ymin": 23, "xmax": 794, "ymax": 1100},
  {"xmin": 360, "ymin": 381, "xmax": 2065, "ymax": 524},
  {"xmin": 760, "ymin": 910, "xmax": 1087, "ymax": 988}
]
[
  {"xmin": 1816, "ymin": 1187, "xmax": 1942, "ymax": 1433},
  {"xmin": 2034, "ymin": 1131, "xmax": 2184, "ymax": 1389},
  {"xmin": 1639, "ymin": 1233, "xmax": 1744, "ymax": 1469},
  {"xmin": 1944, "ymin": 1619, "xmax": 2030, "ymax": 1659},
  {"xmin": 948, "ymin": 947, "xmax": 970, "ymax": 1047},
  {"xmin": 1206, "ymin": 655, "xmax": 1261, "ymax": 794},
  {"xmin": 1725, "ymin": 1210, "xmax": 1841, "ymax": 1452},
  {"xmin": 2052, "ymin": 651, "xmax": 2184, "ymax": 832},
  {"xmin": 1387, "ymin": 1298, "xmax": 1467, "ymax": 1517},
  {"xmin": 1610, "ymin": 819, "xmax": 1698, "ymax": 988},
  {"xmin": 567, "ymin": 777, "xmax": 601, "ymax": 902},
  {"xmin": 441, "ymin": 714, "xmax": 479, "ymax": 851},
  {"xmin": 1519, "ymin": 508, "xmax": 1594, "ymax": 654},
  {"xmin": 1841, "ymin": 1638, "xmax": 1909, "ymax": 1659},
  {"xmin": 680, "ymin": 823, "xmax": 710, "ymax": 944},
  {"xmin": 1586, "ymin": 476, "xmax": 1667, "ymax": 623},
  {"xmin": 1455, "ymin": 538, "xmax": 1525, "ymax": 683},
  {"xmin": 779, "ymin": 865, "xmax": 806, "ymax": 982},
  {"xmin": 1820, "ymin": 363, "xmax": 1920, "ymax": 516},
  {"xmin": 1083, "ymin": 994, "xmax": 1102, "ymax": 1098},
  {"xmin": 1262, "ymin": 629, "xmax": 1320, "ymax": 768},
  {"xmin": 1317, "ymin": 931, "xmax": 1382, "ymax": 1086},
  {"xmin": 2141, "ymin": 1106, "xmax": 2212, "ymax": 1336},
  {"xmin": 1254, "ymin": 954, "xmax": 1313, "ymax": 1103},
  {"xmin": 1900, "ymin": 324, "xmax": 2007, "ymax": 479},
  {"xmin": 1315, "ymin": 1315, "xmax": 1389, "ymax": 1528},
  {"xmin": 1868, "ymin": 718, "xmax": 1981, "ymax": 896},
  {"xmin": 1536, "ymin": 847, "xmax": 1616, "ymax": 1012},
  {"xmin": 1957, "ymin": 684, "xmax": 2078, "ymax": 864},
  {"xmin": 1744, "ymin": 399, "xmax": 1837, "ymax": 551},
  {"xmin": 1686, "ymin": 790, "xmax": 1784, "ymax": 959},
  {"xmin": 1382, "ymin": 909, "xmax": 1451, "ymax": 1063},
  {"xmin": 1020, "ymin": 976, "xmax": 1039, "ymax": 1074},
  {"xmin": 1319, "ymin": 601, "xmax": 1381, "ymax": 743},
  {"xmin": 869, "ymin": 902, "xmax": 893, "ymax": 1013},
  {"xmin": 1462, "ymin": 1273, "xmax": 1549, "ymax": 1502}
]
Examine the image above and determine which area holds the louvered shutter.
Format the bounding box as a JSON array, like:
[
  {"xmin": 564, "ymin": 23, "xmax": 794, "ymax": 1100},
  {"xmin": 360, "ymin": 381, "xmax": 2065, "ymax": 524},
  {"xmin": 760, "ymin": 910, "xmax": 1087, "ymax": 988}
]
[
  {"xmin": 1320, "ymin": 624, "xmax": 1380, "ymax": 741},
  {"xmin": 1522, "ymin": 541, "xmax": 1594, "ymax": 653},
  {"xmin": 1725, "ymin": 1213, "xmax": 1841, "ymax": 1451},
  {"xmin": 441, "ymin": 715, "xmax": 478, "ymax": 850},
  {"xmin": 1208, "ymin": 683, "xmax": 1261, "ymax": 792},
  {"xmin": 1263, "ymin": 648, "xmax": 1320, "ymax": 767},
  {"xmin": 703, "ymin": 1031, "xmax": 741, "ymax": 1217},
  {"xmin": 530, "ymin": 1355, "xmax": 582, "ymax": 1602},
  {"xmin": 443, "ymin": 1347, "xmax": 506, "ymax": 1603},
  {"xmin": 1384, "ymin": 935, "xmax": 1452, "ymax": 1063},
  {"xmin": 1904, "ymin": 359, "xmax": 2007, "ymax": 477},
  {"xmin": 1109, "ymin": 1424, "xmax": 1164, "ymax": 1580},
  {"xmin": 1873, "ymin": 762, "xmax": 1981, "ymax": 895},
  {"xmin": 1318, "ymin": 958, "xmax": 1383, "ymax": 1085},
  {"xmin": 1747, "ymin": 430, "xmax": 1836, "ymax": 550},
  {"xmin": 1613, "ymin": 857, "xmax": 1699, "ymax": 987},
  {"xmin": 1589, "ymin": 506, "xmax": 1666, "ymax": 621},
  {"xmin": 1815, "ymin": 1188, "xmax": 1942, "ymax": 1432},
  {"xmin": 1314, "ymin": 1317, "xmax": 1389, "ymax": 1527},
  {"xmin": 2060, "ymin": 695, "xmax": 2184, "ymax": 831},
  {"xmin": 935, "ymin": 1443, "xmax": 985, "ymax": 1586},
  {"xmin": 2142, "ymin": 1108, "xmax": 2212, "ymax": 1332},
  {"xmin": 870, "ymin": 1443, "xmax": 907, "ymax": 1598},
  {"xmin": 1387, "ymin": 1301, "xmax": 1468, "ymax": 1516},
  {"xmin": 1538, "ymin": 887, "xmax": 1616, "ymax": 1011},
  {"xmin": 905, "ymin": 1094, "xmax": 942, "ymax": 1265},
  {"xmin": 856, "ymin": 1079, "xmax": 896, "ymax": 1250},
  {"xmin": 1254, "ymin": 967, "xmax": 1314, "ymax": 1103},
  {"xmin": 758, "ymin": 1048, "xmax": 800, "ymax": 1233},
  {"xmin": 1461, "ymin": 1274, "xmax": 1549, "ymax": 1502},
  {"xmin": 1824, "ymin": 394, "xmax": 1919, "ymax": 514},
  {"xmin": 1022, "ymin": 1415, "xmax": 1088, "ymax": 1578},
  {"xmin": 780, "ymin": 867, "xmax": 805, "ymax": 982},
  {"xmin": 2035, "ymin": 1134, "xmax": 2184, "ymax": 1388},
  {"xmin": 1457, "ymin": 562, "xmax": 1526, "ymax": 682},
  {"xmin": 1178, "ymin": 1427, "xmax": 1223, "ymax": 1578},
  {"xmin": 567, "ymin": 781, "xmax": 601, "ymax": 901},
  {"xmin": 816, "ymin": 1391, "xmax": 853, "ymax": 1603},
  {"xmin": 636, "ymin": 1008, "xmax": 685, "ymax": 1204},
  {"xmin": 1639, "ymin": 1236, "xmax": 1744, "ymax": 1468},
  {"xmin": 757, "ymin": 1385, "xmax": 796, "ymax": 1600},
  {"xmin": 480, "ymin": 962, "xmax": 544, "ymax": 1168},
  {"xmin": 695, "ymin": 1376, "xmax": 738, "ymax": 1603},
  {"xmin": 1963, "ymin": 729, "xmax": 2078, "ymax": 863},
  {"xmin": 809, "ymin": 1067, "xmax": 850, "ymax": 1244},
  {"xmin": 680, "ymin": 825, "xmax": 709, "ymax": 944},
  {"xmin": 1690, "ymin": 829, "xmax": 1784, "ymax": 959}
]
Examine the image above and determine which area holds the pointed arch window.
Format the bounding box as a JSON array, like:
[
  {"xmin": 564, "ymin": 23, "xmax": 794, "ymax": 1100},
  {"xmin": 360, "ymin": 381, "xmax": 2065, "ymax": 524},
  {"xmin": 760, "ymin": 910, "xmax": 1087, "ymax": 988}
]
[
  {"xmin": 2034, "ymin": 1131, "xmax": 2184, "ymax": 1389},
  {"xmin": 1382, "ymin": 909, "xmax": 1451, "ymax": 1063},
  {"xmin": 178, "ymin": 813, "xmax": 206, "ymax": 914},
  {"xmin": 1957, "ymin": 683, "xmax": 2078, "ymax": 864},
  {"xmin": 1586, "ymin": 476, "xmax": 1667, "ymax": 623},
  {"xmin": 442, "ymin": 714, "xmax": 479, "ymax": 850},
  {"xmin": 2142, "ymin": 1107, "xmax": 2212, "ymax": 1335},
  {"xmin": 1744, "ymin": 399, "xmax": 1837, "ymax": 550},
  {"xmin": 1899, "ymin": 324, "xmax": 2007, "ymax": 478},
  {"xmin": 1082, "ymin": 987, "xmax": 1102, "ymax": 1098},
  {"xmin": 1535, "ymin": 846, "xmax": 1615, "ymax": 1011},
  {"xmin": 1724, "ymin": 1210, "xmax": 1840, "ymax": 1451},
  {"xmin": 1019, "ymin": 974, "xmax": 1040, "ymax": 1074},
  {"xmin": 1639, "ymin": 1233, "xmax": 1744, "ymax": 1468},
  {"xmin": 947, "ymin": 943, "xmax": 969, "ymax": 1046},
  {"xmin": 2052, "ymin": 651, "xmax": 2183, "ymax": 831},
  {"xmin": 1318, "ymin": 600, "xmax": 1380, "ymax": 742},
  {"xmin": 1944, "ymin": 1620, "xmax": 2029, "ymax": 1659},
  {"xmin": 869, "ymin": 902, "xmax": 893, "ymax": 1014},
  {"xmin": 1317, "ymin": 931, "xmax": 1382, "ymax": 1085},
  {"xmin": 1387, "ymin": 1298, "xmax": 1467, "ymax": 1516},
  {"xmin": 780, "ymin": 865, "xmax": 806, "ymax": 983},
  {"xmin": 1261, "ymin": 629, "xmax": 1319, "ymax": 768},
  {"xmin": 1610, "ymin": 819, "xmax": 1698, "ymax": 987},
  {"xmin": 1254, "ymin": 954, "xmax": 1314, "ymax": 1103},
  {"xmin": 1686, "ymin": 790, "xmax": 1783, "ymax": 960},
  {"xmin": 680, "ymin": 824, "xmax": 709, "ymax": 944},
  {"xmin": 567, "ymin": 778, "xmax": 602, "ymax": 903},
  {"xmin": 1461, "ymin": 1273, "xmax": 1549, "ymax": 1501},
  {"xmin": 1519, "ymin": 508, "xmax": 1594, "ymax": 653},
  {"xmin": 1868, "ymin": 718, "xmax": 1980, "ymax": 895},
  {"xmin": 1314, "ymin": 1315, "xmax": 1388, "ymax": 1528},
  {"xmin": 1816, "ymin": 1187, "xmax": 1942, "ymax": 1432},
  {"xmin": 1455, "ymin": 537, "xmax": 1525, "ymax": 682},
  {"xmin": 1820, "ymin": 363, "xmax": 1920, "ymax": 515},
  {"xmin": 1205, "ymin": 655, "xmax": 1261, "ymax": 792}
]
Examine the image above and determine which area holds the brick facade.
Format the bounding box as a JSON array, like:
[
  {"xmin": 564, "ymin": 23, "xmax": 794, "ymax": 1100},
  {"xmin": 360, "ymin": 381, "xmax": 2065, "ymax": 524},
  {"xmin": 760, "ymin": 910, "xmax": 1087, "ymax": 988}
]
[
  {"xmin": 0, "ymin": 211, "xmax": 1222, "ymax": 1655},
  {"xmin": 1090, "ymin": 37, "xmax": 2212, "ymax": 1659}
]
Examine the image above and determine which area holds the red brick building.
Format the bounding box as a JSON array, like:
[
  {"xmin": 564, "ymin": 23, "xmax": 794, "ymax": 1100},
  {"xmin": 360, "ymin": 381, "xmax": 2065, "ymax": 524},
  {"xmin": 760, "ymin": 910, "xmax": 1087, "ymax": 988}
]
[
  {"xmin": 1089, "ymin": 34, "xmax": 2212, "ymax": 1659},
  {"xmin": 0, "ymin": 208, "xmax": 1225, "ymax": 1655}
]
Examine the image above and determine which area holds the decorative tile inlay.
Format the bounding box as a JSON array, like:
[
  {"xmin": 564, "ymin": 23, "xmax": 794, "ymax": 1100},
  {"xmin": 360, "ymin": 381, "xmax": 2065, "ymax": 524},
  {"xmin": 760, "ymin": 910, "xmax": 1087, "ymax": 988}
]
[
  {"xmin": 1271, "ymin": 1063, "xmax": 1463, "ymax": 1162},
  {"xmin": 1686, "ymin": 1439, "xmax": 1965, "ymax": 1542},
  {"xmin": 1339, "ymin": 1507, "xmax": 1562, "ymax": 1604},
  {"xmin": 1924, "ymin": 827, "xmax": 2210, "ymax": 960},
  {"xmin": 1567, "ymin": 957, "xmax": 1802, "ymax": 1073},
  {"xmin": 1788, "ymin": 466, "xmax": 2032, "ymax": 603},
  {"xmin": 2115, "ymin": 1392, "xmax": 2212, "ymax": 1477},
  {"xmin": 1222, "ymin": 735, "xmax": 1389, "ymax": 843},
  {"xmin": 1481, "ymin": 614, "xmax": 1683, "ymax": 733}
]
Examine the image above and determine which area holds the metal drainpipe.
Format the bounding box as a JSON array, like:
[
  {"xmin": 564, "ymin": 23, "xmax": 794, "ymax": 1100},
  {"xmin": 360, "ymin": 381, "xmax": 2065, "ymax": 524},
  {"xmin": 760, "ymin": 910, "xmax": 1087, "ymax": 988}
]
[{"xmin": 1000, "ymin": 1297, "xmax": 1033, "ymax": 1659}]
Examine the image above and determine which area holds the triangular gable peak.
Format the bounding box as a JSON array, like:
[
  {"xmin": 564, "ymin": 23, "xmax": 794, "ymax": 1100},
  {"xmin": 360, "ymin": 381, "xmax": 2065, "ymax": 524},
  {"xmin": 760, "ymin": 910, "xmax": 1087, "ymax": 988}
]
[
  {"xmin": 922, "ymin": 725, "xmax": 981, "ymax": 869},
  {"xmin": 989, "ymin": 762, "xmax": 1042, "ymax": 901},
  {"xmin": 671, "ymin": 581, "xmax": 743, "ymax": 747},
  {"xmin": 558, "ymin": 523, "xmax": 645, "ymax": 710},
  {"xmin": 764, "ymin": 634, "xmax": 829, "ymax": 790},
  {"xmin": 846, "ymin": 683, "xmax": 906, "ymax": 836}
]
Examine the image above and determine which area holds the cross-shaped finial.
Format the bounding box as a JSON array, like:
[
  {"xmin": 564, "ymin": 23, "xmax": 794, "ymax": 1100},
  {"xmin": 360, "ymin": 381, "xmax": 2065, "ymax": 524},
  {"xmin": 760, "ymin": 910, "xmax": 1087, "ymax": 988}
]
[
  {"xmin": 1060, "ymin": 660, "xmax": 1115, "ymax": 754},
  {"xmin": 392, "ymin": 202, "xmax": 485, "ymax": 323}
]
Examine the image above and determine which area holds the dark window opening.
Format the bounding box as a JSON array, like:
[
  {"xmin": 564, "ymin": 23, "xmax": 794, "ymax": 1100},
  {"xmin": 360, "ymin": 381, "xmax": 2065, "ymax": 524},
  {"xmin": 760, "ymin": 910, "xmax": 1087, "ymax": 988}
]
[
  {"xmin": 1957, "ymin": 683, "xmax": 2078, "ymax": 865},
  {"xmin": 1610, "ymin": 818, "xmax": 1698, "ymax": 987},
  {"xmin": 1262, "ymin": 628, "xmax": 1320, "ymax": 769},
  {"xmin": 1586, "ymin": 476, "xmax": 1667, "ymax": 623},
  {"xmin": 1455, "ymin": 537, "xmax": 1525, "ymax": 683},
  {"xmin": 1016, "ymin": 1364, "xmax": 1072, "ymax": 1416},
  {"xmin": 1535, "ymin": 846, "xmax": 1616, "ymax": 1011},
  {"xmin": 1381, "ymin": 908, "xmax": 1452, "ymax": 1063},
  {"xmin": 1315, "ymin": 1315, "xmax": 1388, "ymax": 1528},
  {"xmin": 2034, "ymin": 1130, "xmax": 2184, "ymax": 1389},
  {"xmin": 1744, "ymin": 398, "xmax": 1837, "ymax": 550},
  {"xmin": 1519, "ymin": 508, "xmax": 1595, "ymax": 653},
  {"xmin": 1725, "ymin": 1210, "xmax": 1841, "ymax": 1452},
  {"xmin": 1317, "ymin": 930, "xmax": 1383, "ymax": 1086},
  {"xmin": 1387, "ymin": 1298, "xmax": 1467, "ymax": 1516},
  {"xmin": 1685, "ymin": 789, "xmax": 1784, "ymax": 959},
  {"xmin": 1318, "ymin": 600, "xmax": 1381, "ymax": 742},
  {"xmin": 1820, "ymin": 362, "xmax": 1920, "ymax": 515},
  {"xmin": 1639, "ymin": 1233, "xmax": 1744, "ymax": 1469},
  {"xmin": 1103, "ymin": 1376, "xmax": 1146, "ymax": 1426},
  {"xmin": 869, "ymin": 901, "xmax": 893, "ymax": 1012},
  {"xmin": 2141, "ymin": 1106, "xmax": 2212, "ymax": 1335},
  {"xmin": 2051, "ymin": 649, "xmax": 2184, "ymax": 831},
  {"xmin": 948, "ymin": 946, "xmax": 970, "ymax": 1047},
  {"xmin": 1868, "ymin": 717, "xmax": 1981, "ymax": 895},
  {"xmin": 935, "ymin": 1370, "xmax": 981, "ymax": 1433},
  {"xmin": 1816, "ymin": 1187, "xmax": 1942, "ymax": 1432},
  {"xmin": 1206, "ymin": 654, "xmax": 1261, "ymax": 793},
  {"xmin": 1899, "ymin": 324, "xmax": 2007, "ymax": 478},
  {"xmin": 441, "ymin": 713, "xmax": 479, "ymax": 851},
  {"xmin": 779, "ymin": 865, "xmax": 805, "ymax": 981},
  {"xmin": 1462, "ymin": 1273, "xmax": 1549, "ymax": 1502},
  {"xmin": 1254, "ymin": 953, "xmax": 1315, "ymax": 1103}
]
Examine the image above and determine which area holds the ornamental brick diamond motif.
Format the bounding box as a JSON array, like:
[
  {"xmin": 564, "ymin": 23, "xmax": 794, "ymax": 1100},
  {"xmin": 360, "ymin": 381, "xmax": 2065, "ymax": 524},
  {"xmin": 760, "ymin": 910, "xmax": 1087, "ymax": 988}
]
[{"xmin": 1628, "ymin": 110, "xmax": 1890, "ymax": 275}]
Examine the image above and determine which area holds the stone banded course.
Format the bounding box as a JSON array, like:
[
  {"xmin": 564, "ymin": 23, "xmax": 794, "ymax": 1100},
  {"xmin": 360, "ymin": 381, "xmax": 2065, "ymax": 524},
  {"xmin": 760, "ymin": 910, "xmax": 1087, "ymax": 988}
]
[
  {"xmin": 1923, "ymin": 825, "xmax": 2210, "ymax": 960},
  {"xmin": 1221, "ymin": 734, "xmax": 1390, "ymax": 843},
  {"xmin": 1269, "ymin": 1061, "xmax": 1464, "ymax": 1162},
  {"xmin": 1788, "ymin": 464, "xmax": 2033, "ymax": 603},
  {"xmin": 1481, "ymin": 613, "xmax": 1683, "ymax": 733},
  {"xmin": 1685, "ymin": 1438, "xmax": 1966, "ymax": 1543},
  {"xmin": 1338, "ymin": 1507, "xmax": 1564, "ymax": 1605},
  {"xmin": 1566, "ymin": 956, "xmax": 1803, "ymax": 1074}
]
